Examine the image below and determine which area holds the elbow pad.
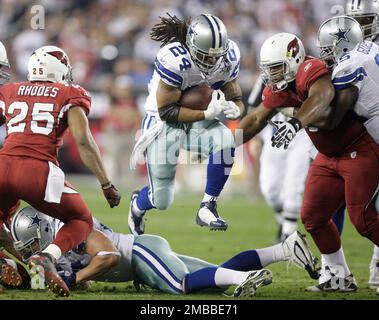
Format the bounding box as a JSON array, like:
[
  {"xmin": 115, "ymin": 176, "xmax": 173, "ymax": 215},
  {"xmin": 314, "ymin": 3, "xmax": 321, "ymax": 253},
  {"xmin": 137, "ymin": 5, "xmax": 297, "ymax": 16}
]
[{"xmin": 158, "ymin": 102, "xmax": 181, "ymax": 124}]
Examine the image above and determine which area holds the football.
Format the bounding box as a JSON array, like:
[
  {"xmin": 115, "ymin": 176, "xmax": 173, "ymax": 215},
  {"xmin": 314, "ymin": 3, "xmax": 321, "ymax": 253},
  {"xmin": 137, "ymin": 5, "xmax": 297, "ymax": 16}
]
[{"xmin": 179, "ymin": 85, "xmax": 213, "ymax": 111}]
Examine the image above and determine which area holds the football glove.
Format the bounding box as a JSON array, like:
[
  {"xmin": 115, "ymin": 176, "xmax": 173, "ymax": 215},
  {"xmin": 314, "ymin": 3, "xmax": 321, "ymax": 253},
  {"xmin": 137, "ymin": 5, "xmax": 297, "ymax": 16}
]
[
  {"xmin": 203, "ymin": 91, "xmax": 223, "ymax": 120},
  {"xmin": 102, "ymin": 182, "xmax": 121, "ymax": 208},
  {"xmin": 269, "ymin": 118, "xmax": 302, "ymax": 150},
  {"xmin": 221, "ymin": 100, "xmax": 241, "ymax": 120},
  {"xmin": 58, "ymin": 270, "xmax": 76, "ymax": 289}
]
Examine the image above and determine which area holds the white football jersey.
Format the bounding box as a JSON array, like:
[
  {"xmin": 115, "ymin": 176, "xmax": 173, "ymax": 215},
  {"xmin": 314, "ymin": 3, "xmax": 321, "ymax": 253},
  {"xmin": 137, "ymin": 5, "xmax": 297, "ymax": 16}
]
[
  {"xmin": 55, "ymin": 218, "xmax": 135, "ymax": 282},
  {"xmin": 332, "ymin": 41, "xmax": 379, "ymax": 144},
  {"xmin": 144, "ymin": 40, "xmax": 241, "ymax": 114}
]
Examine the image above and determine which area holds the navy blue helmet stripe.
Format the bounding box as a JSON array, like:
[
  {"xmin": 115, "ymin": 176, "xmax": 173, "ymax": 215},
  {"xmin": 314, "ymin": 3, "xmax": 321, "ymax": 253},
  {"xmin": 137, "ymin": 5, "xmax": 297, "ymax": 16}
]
[
  {"xmin": 210, "ymin": 16, "xmax": 222, "ymax": 48},
  {"xmin": 202, "ymin": 14, "xmax": 216, "ymax": 48}
]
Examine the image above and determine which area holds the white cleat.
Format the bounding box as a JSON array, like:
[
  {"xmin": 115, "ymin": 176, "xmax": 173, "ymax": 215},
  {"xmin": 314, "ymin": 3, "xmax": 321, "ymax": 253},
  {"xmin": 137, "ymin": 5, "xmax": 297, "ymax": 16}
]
[
  {"xmin": 368, "ymin": 259, "xmax": 379, "ymax": 289},
  {"xmin": 282, "ymin": 231, "xmax": 319, "ymax": 279},
  {"xmin": 128, "ymin": 190, "xmax": 145, "ymax": 236},
  {"xmin": 306, "ymin": 266, "xmax": 358, "ymax": 292},
  {"xmin": 233, "ymin": 269, "xmax": 273, "ymax": 298},
  {"xmin": 196, "ymin": 200, "xmax": 228, "ymax": 231}
]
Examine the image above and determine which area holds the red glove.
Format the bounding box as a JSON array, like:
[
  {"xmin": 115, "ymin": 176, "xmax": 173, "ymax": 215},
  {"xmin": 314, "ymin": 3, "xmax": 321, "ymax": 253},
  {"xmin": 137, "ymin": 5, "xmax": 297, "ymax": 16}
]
[{"xmin": 102, "ymin": 182, "xmax": 121, "ymax": 208}]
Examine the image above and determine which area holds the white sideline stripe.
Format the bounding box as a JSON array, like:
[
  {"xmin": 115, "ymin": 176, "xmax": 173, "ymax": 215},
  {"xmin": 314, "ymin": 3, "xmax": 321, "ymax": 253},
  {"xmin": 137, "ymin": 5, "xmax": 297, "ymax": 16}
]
[
  {"xmin": 133, "ymin": 245, "xmax": 182, "ymax": 291},
  {"xmin": 63, "ymin": 186, "xmax": 78, "ymax": 194}
]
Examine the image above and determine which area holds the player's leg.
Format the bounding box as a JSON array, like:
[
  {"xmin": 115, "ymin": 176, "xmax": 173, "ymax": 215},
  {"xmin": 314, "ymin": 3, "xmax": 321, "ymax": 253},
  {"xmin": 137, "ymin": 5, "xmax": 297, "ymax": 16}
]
[
  {"xmin": 280, "ymin": 130, "xmax": 312, "ymax": 241},
  {"xmin": 185, "ymin": 119, "xmax": 235, "ymax": 230},
  {"xmin": 129, "ymin": 116, "xmax": 184, "ymax": 235},
  {"xmin": 301, "ymin": 155, "xmax": 355, "ymax": 291},
  {"xmin": 132, "ymin": 234, "xmax": 189, "ymax": 294},
  {"xmin": 220, "ymin": 231, "xmax": 318, "ymax": 279},
  {"xmin": 342, "ymin": 137, "xmax": 379, "ymax": 246}
]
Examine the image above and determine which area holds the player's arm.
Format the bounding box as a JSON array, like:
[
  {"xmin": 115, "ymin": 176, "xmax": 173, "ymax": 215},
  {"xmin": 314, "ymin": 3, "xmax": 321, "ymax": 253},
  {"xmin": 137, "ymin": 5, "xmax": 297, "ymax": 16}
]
[
  {"xmin": 293, "ymin": 75, "xmax": 336, "ymax": 128},
  {"xmin": 74, "ymin": 230, "xmax": 121, "ymax": 285},
  {"xmin": 236, "ymin": 103, "xmax": 277, "ymax": 145},
  {"xmin": 220, "ymin": 79, "xmax": 246, "ymax": 118},
  {"xmin": 157, "ymin": 80, "xmax": 206, "ymax": 123},
  {"xmin": 68, "ymin": 107, "xmax": 121, "ymax": 208},
  {"xmin": 323, "ymin": 85, "xmax": 359, "ymax": 129}
]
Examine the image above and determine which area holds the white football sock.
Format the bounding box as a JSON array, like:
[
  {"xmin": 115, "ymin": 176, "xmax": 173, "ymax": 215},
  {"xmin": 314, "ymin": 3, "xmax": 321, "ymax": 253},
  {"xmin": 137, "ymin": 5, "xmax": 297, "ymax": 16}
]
[
  {"xmin": 281, "ymin": 211, "xmax": 298, "ymax": 236},
  {"xmin": 322, "ymin": 247, "xmax": 351, "ymax": 277},
  {"xmin": 132, "ymin": 199, "xmax": 145, "ymax": 217},
  {"xmin": 214, "ymin": 268, "xmax": 250, "ymax": 286},
  {"xmin": 372, "ymin": 245, "xmax": 379, "ymax": 261},
  {"xmin": 255, "ymin": 244, "xmax": 285, "ymax": 267},
  {"xmin": 275, "ymin": 211, "xmax": 283, "ymax": 226},
  {"xmin": 202, "ymin": 193, "xmax": 217, "ymax": 203},
  {"xmin": 42, "ymin": 244, "xmax": 62, "ymax": 261}
]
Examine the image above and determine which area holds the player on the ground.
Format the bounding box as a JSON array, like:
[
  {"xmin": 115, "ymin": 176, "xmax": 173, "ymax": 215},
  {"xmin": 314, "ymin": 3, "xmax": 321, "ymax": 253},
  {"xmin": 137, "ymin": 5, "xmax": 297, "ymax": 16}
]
[
  {"xmin": 10, "ymin": 206, "xmax": 318, "ymax": 297},
  {"xmin": 317, "ymin": 13, "xmax": 379, "ymax": 290},
  {"xmin": 237, "ymin": 31, "xmax": 379, "ymax": 291},
  {"xmin": 0, "ymin": 45, "xmax": 121, "ymax": 296},
  {"xmin": 128, "ymin": 14, "xmax": 245, "ymax": 235}
]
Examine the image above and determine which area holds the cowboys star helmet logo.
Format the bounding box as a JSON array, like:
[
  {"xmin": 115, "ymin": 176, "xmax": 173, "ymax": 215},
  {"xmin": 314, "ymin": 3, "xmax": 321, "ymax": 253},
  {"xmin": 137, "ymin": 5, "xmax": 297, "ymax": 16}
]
[
  {"xmin": 330, "ymin": 28, "xmax": 351, "ymax": 44},
  {"xmin": 28, "ymin": 213, "xmax": 42, "ymax": 228}
]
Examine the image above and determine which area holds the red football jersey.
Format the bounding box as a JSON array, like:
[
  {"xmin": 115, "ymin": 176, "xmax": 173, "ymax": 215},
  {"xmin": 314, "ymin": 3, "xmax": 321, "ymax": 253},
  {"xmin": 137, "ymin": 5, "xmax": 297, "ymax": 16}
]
[
  {"xmin": 0, "ymin": 82, "xmax": 91, "ymax": 164},
  {"xmin": 262, "ymin": 57, "xmax": 366, "ymax": 157}
]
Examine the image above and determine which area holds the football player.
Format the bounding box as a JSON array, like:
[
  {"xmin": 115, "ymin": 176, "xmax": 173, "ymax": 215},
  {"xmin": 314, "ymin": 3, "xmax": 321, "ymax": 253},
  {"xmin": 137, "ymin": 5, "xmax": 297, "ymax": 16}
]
[
  {"xmin": 10, "ymin": 206, "xmax": 318, "ymax": 297},
  {"xmin": 0, "ymin": 45, "xmax": 121, "ymax": 296},
  {"xmin": 237, "ymin": 31, "xmax": 379, "ymax": 291},
  {"xmin": 128, "ymin": 14, "xmax": 245, "ymax": 235},
  {"xmin": 317, "ymin": 13, "xmax": 379, "ymax": 290}
]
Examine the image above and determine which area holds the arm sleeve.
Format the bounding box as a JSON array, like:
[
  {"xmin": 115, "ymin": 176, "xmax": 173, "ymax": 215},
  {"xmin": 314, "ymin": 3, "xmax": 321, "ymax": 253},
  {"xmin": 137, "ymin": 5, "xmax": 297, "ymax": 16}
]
[
  {"xmin": 299, "ymin": 59, "xmax": 330, "ymax": 92},
  {"xmin": 227, "ymin": 40, "xmax": 241, "ymax": 82},
  {"xmin": 67, "ymin": 85, "xmax": 92, "ymax": 115},
  {"xmin": 154, "ymin": 48, "xmax": 184, "ymax": 88},
  {"xmin": 332, "ymin": 60, "xmax": 367, "ymax": 91}
]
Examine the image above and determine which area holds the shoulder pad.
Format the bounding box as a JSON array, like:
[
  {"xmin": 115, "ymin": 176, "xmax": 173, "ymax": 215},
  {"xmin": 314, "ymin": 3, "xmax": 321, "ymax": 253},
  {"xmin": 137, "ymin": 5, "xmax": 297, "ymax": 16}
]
[
  {"xmin": 226, "ymin": 40, "xmax": 241, "ymax": 81},
  {"xmin": 155, "ymin": 42, "xmax": 188, "ymax": 87}
]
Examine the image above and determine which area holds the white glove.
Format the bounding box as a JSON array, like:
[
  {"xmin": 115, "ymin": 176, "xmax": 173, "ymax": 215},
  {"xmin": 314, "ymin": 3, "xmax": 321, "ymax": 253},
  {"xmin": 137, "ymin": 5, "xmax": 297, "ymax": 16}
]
[
  {"xmin": 203, "ymin": 90, "xmax": 223, "ymax": 120},
  {"xmin": 221, "ymin": 100, "xmax": 241, "ymax": 120}
]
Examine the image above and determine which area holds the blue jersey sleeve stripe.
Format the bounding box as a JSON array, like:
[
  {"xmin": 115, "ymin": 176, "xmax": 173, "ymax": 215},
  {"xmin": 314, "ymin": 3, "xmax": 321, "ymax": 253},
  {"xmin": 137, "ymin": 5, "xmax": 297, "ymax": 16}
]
[
  {"xmin": 155, "ymin": 59, "xmax": 183, "ymax": 84},
  {"xmin": 231, "ymin": 61, "xmax": 240, "ymax": 78},
  {"xmin": 334, "ymin": 83, "xmax": 353, "ymax": 90},
  {"xmin": 154, "ymin": 67, "xmax": 181, "ymax": 86},
  {"xmin": 333, "ymin": 67, "xmax": 367, "ymax": 85}
]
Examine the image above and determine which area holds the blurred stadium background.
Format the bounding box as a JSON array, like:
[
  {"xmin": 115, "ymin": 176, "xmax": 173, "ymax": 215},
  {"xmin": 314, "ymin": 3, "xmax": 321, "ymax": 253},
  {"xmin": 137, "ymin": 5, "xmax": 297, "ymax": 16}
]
[{"xmin": 1, "ymin": 0, "xmax": 377, "ymax": 300}]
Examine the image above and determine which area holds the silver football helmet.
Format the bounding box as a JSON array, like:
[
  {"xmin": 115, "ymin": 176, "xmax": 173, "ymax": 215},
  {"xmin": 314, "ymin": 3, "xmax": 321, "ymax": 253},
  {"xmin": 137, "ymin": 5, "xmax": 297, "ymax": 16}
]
[
  {"xmin": 186, "ymin": 14, "xmax": 229, "ymax": 74},
  {"xmin": 346, "ymin": 0, "xmax": 379, "ymax": 40},
  {"xmin": 317, "ymin": 15, "xmax": 364, "ymax": 67},
  {"xmin": 0, "ymin": 41, "xmax": 10, "ymax": 84},
  {"xmin": 11, "ymin": 206, "xmax": 55, "ymax": 261}
]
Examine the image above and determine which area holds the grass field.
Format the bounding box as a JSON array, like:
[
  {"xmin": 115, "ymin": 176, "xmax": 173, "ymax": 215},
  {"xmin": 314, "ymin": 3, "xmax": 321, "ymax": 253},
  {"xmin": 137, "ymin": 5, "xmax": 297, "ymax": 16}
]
[{"xmin": 1, "ymin": 183, "xmax": 378, "ymax": 300}]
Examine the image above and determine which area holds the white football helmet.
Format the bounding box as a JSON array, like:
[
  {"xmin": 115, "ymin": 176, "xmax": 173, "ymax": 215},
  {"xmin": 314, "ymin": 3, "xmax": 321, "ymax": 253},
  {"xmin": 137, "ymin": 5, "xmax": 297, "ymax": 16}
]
[
  {"xmin": 346, "ymin": 0, "xmax": 379, "ymax": 40},
  {"xmin": 27, "ymin": 45, "xmax": 73, "ymax": 84},
  {"xmin": 0, "ymin": 41, "xmax": 11, "ymax": 84},
  {"xmin": 11, "ymin": 206, "xmax": 55, "ymax": 261},
  {"xmin": 260, "ymin": 33, "xmax": 305, "ymax": 92},
  {"xmin": 317, "ymin": 16, "xmax": 364, "ymax": 67}
]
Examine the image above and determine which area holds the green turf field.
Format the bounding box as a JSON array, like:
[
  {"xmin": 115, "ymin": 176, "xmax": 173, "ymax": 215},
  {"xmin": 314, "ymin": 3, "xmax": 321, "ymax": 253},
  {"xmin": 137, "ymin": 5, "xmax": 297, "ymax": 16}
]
[{"xmin": 1, "ymin": 184, "xmax": 378, "ymax": 300}]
